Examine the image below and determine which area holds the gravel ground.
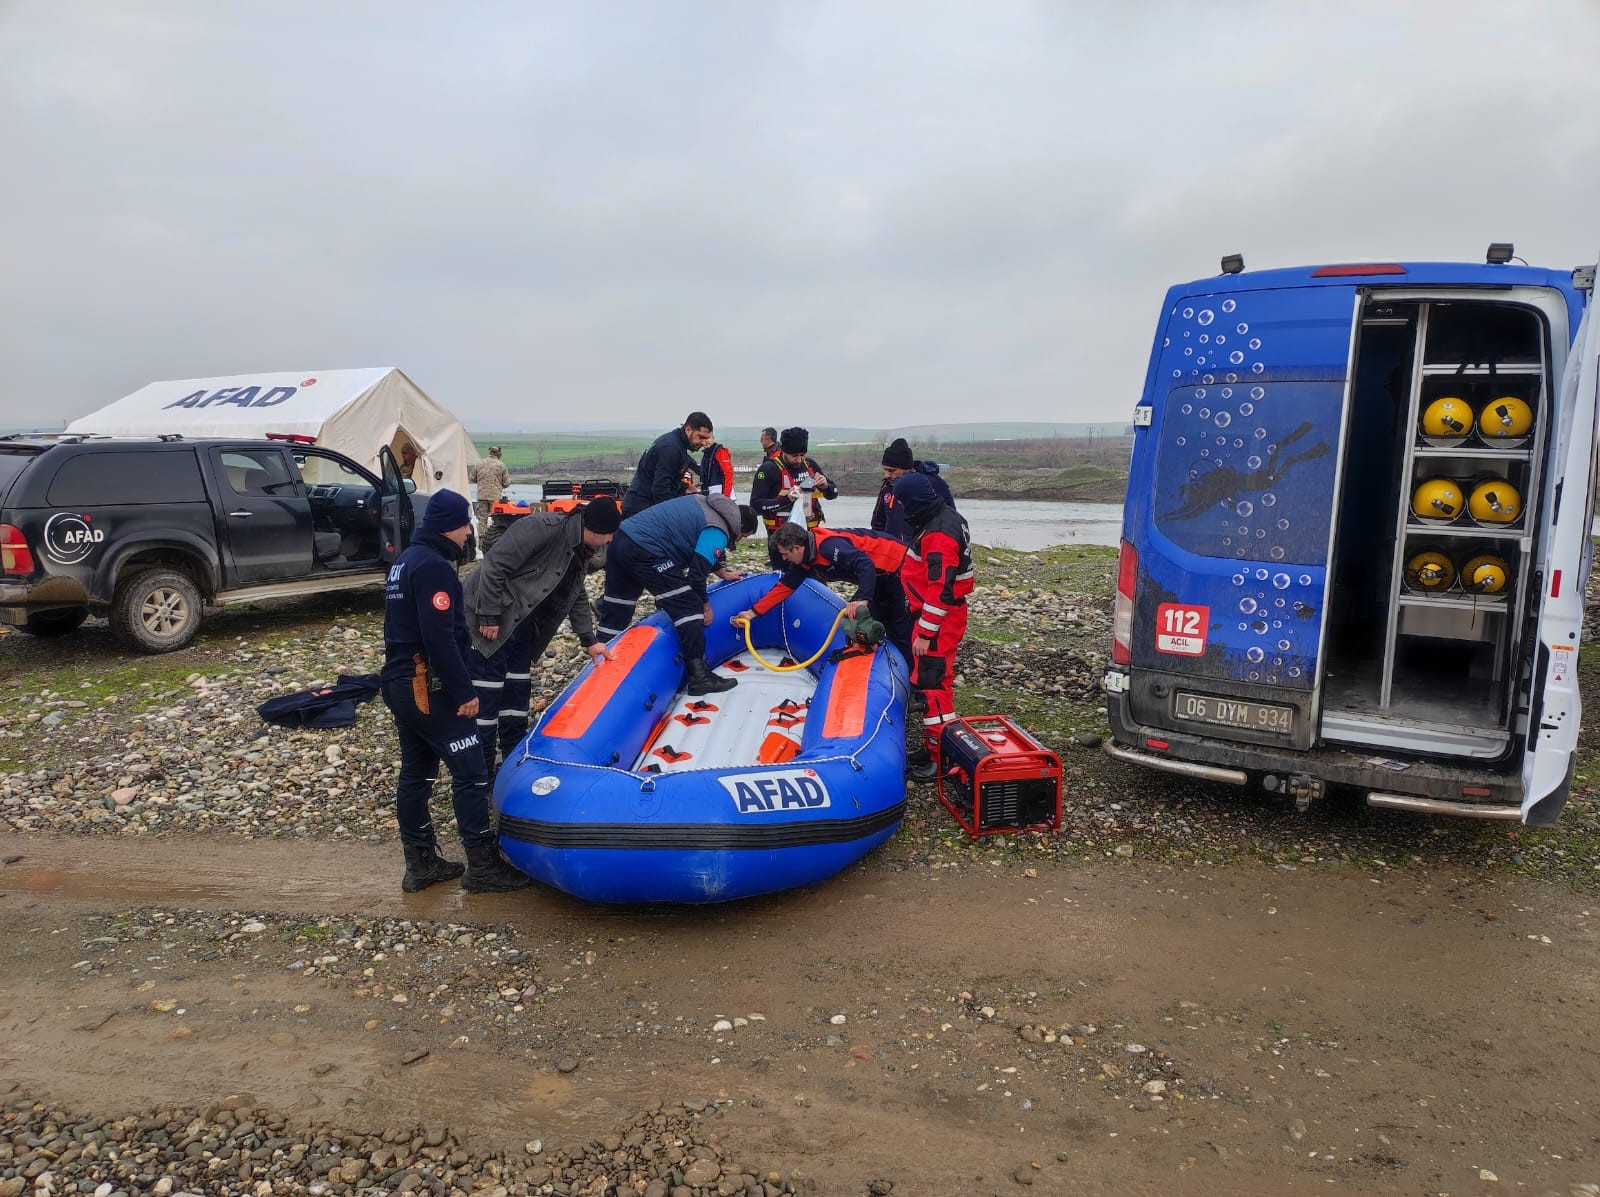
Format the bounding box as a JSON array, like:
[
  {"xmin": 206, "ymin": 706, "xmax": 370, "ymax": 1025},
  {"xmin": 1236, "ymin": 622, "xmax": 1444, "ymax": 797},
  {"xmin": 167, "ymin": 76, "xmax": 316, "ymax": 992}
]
[
  {"xmin": 2, "ymin": 545, "xmax": 1596, "ymax": 888},
  {"xmin": 3, "ymin": 543, "xmax": 1598, "ymax": 1196},
  {"xmin": 0, "ymin": 1090, "xmax": 770, "ymax": 1197}
]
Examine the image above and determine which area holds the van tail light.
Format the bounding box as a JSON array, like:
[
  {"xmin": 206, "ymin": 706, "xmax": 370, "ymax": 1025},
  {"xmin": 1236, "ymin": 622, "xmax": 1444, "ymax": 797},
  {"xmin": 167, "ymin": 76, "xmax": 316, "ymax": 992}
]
[
  {"xmin": 0, "ymin": 524, "xmax": 35, "ymax": 576},
  {"xmin": 1113, "ymin": 539, "xmax": 1137, "ymax": 665}
]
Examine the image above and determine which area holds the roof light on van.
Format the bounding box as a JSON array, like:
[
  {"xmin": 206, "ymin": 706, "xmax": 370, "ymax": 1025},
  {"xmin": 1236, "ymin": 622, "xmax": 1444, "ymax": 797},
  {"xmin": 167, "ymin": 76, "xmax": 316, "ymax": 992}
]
[
  {"xmin": 1310, "ymin": 264, "xmax": 1407, "ymax": 277},
  {"xmin": 265, "ymin": 432, "xmax": 318, "ymax": 444}
]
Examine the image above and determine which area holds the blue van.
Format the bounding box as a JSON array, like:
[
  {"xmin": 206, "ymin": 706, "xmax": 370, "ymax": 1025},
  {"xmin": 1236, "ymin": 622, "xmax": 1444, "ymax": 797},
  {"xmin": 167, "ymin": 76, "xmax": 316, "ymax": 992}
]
[{"xmin": 1104, "ymin": 249, "xmax": 1597, "ymax": 825}]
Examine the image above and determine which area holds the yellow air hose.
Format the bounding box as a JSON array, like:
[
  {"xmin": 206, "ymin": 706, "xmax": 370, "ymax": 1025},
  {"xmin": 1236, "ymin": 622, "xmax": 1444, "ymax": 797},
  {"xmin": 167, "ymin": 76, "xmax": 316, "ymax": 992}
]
[{"xmin": 731, "ymin": 607, "xmax": 848, "ymax": 672}]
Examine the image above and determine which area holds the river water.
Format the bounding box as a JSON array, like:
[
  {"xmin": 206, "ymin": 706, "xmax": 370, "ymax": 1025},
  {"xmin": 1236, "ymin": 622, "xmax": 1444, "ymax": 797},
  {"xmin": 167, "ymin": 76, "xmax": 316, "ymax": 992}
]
[{"xmin": 502, "ymin": 486, "xmax": 1122, "ymax": 550}]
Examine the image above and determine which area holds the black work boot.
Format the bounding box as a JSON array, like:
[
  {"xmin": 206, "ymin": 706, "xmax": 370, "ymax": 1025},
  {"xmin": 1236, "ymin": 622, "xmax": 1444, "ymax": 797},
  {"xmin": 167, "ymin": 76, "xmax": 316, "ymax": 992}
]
[
  {"xmin": 906, "ymin": 744, "xmax": 938, "ymax": 784},
  {"xmin": 461, "ymin": 840, "xmax": 534, "ymax": 893},
  {"xmin": 401, "ymin": 842, "xmax": 465, "ymax": 893},
  {"xmin": 685, "ymin": 658, "xmax": 737, "ymax": 695}
]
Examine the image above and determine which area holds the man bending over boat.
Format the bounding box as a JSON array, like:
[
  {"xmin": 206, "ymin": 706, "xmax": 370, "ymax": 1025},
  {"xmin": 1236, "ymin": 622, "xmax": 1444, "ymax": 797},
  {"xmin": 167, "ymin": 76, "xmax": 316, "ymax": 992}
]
[
  {"xmin": 465, "ymin": 496, "xmax": 621, "ymax": 780},
  {"xmin": 732, "ymin": 522, "xmax": 914, "ymax": 664},
  {"xmin": 595, "ymin": 493, "xmax": 760, "ymax": 695}
]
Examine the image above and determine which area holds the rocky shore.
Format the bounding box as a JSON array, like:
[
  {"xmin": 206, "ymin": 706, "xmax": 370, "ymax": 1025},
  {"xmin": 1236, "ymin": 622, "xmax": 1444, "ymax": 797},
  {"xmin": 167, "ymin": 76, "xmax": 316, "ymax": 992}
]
[
  {"xmin": 0, "ymin": 1092, "xmax": 782, "ymax": 1197},
  {"xmin": 3, "ymin": 543, "xmax": 1599, "ymax": 1195}
]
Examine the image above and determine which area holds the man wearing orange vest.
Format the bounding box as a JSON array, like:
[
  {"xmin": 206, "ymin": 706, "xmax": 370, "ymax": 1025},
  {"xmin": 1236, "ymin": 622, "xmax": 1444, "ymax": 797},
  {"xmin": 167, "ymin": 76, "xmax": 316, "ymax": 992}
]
[
  {"xmin": 748, "ymin": 426, "xmax": 837, "ymax": 567},
  {"xmin": 732, "ymin": 521, "xmax": 913, "ymax": 663}
]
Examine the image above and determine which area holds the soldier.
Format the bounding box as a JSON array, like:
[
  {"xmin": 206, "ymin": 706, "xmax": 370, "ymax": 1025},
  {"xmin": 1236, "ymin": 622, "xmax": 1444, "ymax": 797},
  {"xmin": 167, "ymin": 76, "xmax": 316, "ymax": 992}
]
[{"xmin": 469, "ymin": 445, "xmax": 512, "ymax": 552}]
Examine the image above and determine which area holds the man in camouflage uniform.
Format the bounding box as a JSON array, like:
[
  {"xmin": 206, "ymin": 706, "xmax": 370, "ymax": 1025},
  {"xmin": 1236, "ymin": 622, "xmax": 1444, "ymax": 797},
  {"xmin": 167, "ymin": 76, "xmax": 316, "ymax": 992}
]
[{"xmin": 469, "ymin": 445, "xmax": 512, "ymax": 553}]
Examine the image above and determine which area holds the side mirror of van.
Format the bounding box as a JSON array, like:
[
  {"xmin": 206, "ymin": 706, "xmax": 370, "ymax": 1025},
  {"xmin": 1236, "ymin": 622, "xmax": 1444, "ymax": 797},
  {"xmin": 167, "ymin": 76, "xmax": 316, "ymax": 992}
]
[{"xmin": 403, "ymin": 478, "xmax": 417, "ymax": 494}]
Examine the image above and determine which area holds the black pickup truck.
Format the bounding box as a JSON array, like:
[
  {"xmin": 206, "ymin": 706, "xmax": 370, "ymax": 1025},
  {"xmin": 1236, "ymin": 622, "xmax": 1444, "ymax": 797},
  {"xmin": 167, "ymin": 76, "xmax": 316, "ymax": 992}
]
[{"xmin": 0, "ymin": 435, "xmax": 416, "ymax": 652}]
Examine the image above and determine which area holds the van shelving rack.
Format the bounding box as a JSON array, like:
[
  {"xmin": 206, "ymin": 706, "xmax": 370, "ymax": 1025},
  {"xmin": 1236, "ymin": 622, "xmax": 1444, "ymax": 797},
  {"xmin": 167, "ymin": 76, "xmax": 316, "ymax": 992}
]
[{"xmin": 1372, "ymin": 302, "xmax": 1548, "ymax": 748}]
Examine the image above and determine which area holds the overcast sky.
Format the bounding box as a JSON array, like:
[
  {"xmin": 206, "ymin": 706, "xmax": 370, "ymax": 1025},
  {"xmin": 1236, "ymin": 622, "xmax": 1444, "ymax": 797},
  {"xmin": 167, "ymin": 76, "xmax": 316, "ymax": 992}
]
[{"xmin": 3, "ymin": 1, "xmax": 1599, "ymax": 431}]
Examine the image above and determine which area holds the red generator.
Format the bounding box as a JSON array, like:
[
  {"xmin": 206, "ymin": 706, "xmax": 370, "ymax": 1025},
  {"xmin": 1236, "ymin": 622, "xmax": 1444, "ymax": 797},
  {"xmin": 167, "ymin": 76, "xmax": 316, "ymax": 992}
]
[{"xmin": 937, "ymin": 714, "xmax": 1063, "ymax": 838}]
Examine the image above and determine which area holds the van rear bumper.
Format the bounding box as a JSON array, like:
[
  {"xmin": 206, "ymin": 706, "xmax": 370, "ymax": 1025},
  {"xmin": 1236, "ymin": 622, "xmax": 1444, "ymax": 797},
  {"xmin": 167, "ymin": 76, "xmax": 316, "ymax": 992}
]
[
  {"xmin": 1105, "ymin": 681, "xmax": 1522, "ymax": 816},
  {"xmin": 1101, "ymin": 741, "xmax": 1248, "ymax": 786}
]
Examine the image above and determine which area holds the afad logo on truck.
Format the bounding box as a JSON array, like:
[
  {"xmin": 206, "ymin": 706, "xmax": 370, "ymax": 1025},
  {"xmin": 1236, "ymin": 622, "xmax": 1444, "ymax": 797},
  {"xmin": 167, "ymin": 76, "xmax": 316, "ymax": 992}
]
[
  {"xmin": 162, "ymin": 377, "xmax": 320, "ymax": 410},
  {"xmin": 43, "ymin": 512, "xmax": 106, "ymax": 565}
]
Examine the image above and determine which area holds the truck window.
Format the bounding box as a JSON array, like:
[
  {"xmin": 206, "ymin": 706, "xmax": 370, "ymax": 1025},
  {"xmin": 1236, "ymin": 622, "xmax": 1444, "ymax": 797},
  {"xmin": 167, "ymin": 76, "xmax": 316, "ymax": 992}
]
[
  {"xmin": 293, "ymin": 451, "xmax": 372, "ymax": 489},
  {"xmin": 220, "ymin": 450, "xmax": 299, "ymax": 498},
  {"xmin": 0, "ymin": 449, "xmax": 36, "ymax": 497},
  {"xmin": 47, "ymin": 450, "xmax": 207, "ymax": 506}
]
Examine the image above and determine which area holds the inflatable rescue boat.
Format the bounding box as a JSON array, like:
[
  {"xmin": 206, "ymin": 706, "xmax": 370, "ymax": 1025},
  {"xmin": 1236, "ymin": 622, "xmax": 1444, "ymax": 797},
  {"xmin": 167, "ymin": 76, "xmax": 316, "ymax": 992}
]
[{"xmin": 492, "ymin": 573, "xmax": 910, "ymax": 903}]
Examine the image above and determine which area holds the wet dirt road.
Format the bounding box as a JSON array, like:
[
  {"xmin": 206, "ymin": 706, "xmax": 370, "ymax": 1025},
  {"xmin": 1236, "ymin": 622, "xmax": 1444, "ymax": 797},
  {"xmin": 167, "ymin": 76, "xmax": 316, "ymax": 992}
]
[{"xmin": 2, "ymin": 833, "xmax": 1596, "ymax": 1196}]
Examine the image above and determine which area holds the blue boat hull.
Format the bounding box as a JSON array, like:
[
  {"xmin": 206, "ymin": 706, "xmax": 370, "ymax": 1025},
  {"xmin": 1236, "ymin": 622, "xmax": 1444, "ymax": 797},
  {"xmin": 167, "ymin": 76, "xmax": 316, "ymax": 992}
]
[{"xmin": 492, "ymin": 574, "xmax": 910, "ymax": 903}]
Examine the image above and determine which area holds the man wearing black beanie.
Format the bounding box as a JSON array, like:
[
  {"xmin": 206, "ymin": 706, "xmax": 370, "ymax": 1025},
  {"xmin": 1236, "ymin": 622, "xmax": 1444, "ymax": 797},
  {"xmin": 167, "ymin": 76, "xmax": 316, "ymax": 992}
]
[
  {"xmin": 380, "ymin": 489, "xmax": 531, "ymax": 892},
  {"xmin": 872, "ymin": 437, "xmax": 956, "ymax": 544},
  {"xmin": 464, "ymin": 497, "xmax": 620, "ymax": 778},
  {"xmin": 748, "ymin": 425, "xmax": 838, "ymax": 567}
]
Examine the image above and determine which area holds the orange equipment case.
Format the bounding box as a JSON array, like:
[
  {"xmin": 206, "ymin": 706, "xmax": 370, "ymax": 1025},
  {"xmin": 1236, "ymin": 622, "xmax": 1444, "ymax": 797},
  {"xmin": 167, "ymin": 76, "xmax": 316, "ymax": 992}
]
[{"xmin": 936, "ymin": 714, "xmax": 1062, "ymax": 837}]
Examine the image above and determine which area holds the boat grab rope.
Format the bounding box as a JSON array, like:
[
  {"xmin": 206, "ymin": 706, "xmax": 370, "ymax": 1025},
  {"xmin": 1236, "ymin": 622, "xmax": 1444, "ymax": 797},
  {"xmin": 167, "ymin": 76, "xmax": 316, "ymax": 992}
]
[
  {"xmin": 730, "ymin": 605, "xmax": 847, "ymax": 672},
  {"xmin": 511, "ymin": 691, "xmax": 905, "ymax": 791}
]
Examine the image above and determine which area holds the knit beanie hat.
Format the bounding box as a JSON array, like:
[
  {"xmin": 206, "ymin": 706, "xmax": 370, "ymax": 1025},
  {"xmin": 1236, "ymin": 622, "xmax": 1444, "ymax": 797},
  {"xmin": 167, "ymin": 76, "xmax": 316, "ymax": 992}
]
[
  {"xmin": 420, "ymin": 489, "xmax": 472, "ymax": 535},
  {"xmin": 892, "ymin": 472, "xmax": 940, "ymax": 521},
  {"xmin": 581, "ymin": 496, "xmax": 622, "ymax": 534},
  {"xmin": 779, "ymin": 427, "xmax": 809, "ymax": 454},
  {"xmin": 881, "ymin": 438, "xmax": 914, "ymax": 469}
]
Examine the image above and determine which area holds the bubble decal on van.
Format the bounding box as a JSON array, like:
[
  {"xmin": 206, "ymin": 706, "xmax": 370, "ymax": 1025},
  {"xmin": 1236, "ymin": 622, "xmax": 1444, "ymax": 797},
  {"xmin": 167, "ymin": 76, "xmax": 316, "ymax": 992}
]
[{"xmin": 1143, "ymin": 286, "xmax": 1354, "ymax": 688}]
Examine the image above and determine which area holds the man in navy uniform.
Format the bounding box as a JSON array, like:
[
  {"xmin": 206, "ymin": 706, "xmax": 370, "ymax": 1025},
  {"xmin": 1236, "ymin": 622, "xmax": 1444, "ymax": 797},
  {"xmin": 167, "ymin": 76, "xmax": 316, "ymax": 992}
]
[
  {"xmin": 620, "ymin": 412, "xmax": 715, "ymax": 517},
  {"xmin": 381, "ymin": 489, "xmax": 531, "ymax": 893},
  {"xmin": 595, "ymin": 493, "xmax": 758, "ymax": 695}
]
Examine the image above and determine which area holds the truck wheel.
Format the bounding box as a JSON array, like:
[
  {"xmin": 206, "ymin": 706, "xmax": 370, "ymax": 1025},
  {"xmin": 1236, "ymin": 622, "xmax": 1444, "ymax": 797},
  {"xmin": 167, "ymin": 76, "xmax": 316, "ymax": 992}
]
[
  {"xmin": 111, "ymin": 569, "xmax": 202, "ymax": 653},
  {"xmin": 17, "ymin": 607, "xmax": 89, "ymax": 637}
]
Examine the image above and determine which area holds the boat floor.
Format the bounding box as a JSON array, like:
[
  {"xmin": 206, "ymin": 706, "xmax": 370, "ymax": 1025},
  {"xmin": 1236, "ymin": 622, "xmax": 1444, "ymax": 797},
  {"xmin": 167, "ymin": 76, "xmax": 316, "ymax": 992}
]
[{"xmin": 634, "ymin": 651, "xmax": 818, "ymax": 774}]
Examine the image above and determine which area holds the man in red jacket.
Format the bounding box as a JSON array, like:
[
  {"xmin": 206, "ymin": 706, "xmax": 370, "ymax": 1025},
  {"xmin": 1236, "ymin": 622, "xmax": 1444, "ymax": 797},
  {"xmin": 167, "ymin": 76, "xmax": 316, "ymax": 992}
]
[
  {"xmin": 891, "ymin": 472, "xmax": 973, "ymax": 782},
  {"xmin": 731, "ymin": 521, "xmax": 912, "ymax": 662},
  {"xmin": 699, "ymin": 440, "xmax": 735, "ymax": 499}
]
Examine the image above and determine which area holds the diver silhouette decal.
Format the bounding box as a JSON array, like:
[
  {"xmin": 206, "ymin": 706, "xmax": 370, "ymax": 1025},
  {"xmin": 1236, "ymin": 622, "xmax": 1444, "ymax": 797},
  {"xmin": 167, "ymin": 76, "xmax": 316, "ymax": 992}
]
[{"xmin": 1161, "ymin": 422, "xmax": 1331, "ymax": 522}]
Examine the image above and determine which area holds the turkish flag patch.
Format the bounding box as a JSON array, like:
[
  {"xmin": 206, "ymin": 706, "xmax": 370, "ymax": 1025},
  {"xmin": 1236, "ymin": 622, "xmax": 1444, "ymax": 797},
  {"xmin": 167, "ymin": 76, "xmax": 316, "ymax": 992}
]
[{"xmin": 431, "ymin": 591, "xmax": 451, "ymax": 612}]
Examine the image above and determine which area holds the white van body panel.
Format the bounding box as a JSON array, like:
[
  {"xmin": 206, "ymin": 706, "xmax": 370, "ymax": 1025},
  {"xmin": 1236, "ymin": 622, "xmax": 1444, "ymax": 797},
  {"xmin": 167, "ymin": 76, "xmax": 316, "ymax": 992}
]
[{"xmin": 1522, "ymin": 291, "xmax": 1600, "ymax": 824}]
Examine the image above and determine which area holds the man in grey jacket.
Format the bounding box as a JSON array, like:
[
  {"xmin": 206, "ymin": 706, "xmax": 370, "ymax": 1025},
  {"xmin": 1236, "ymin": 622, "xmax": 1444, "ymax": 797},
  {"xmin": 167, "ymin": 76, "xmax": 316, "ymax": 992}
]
[
  {"xmin": 465, "ymin": 497, "xmax": 622, "ymax": 777},
  {"xmin": 595, "ymin": 492, "xmax": 757, "ymax": 695}
]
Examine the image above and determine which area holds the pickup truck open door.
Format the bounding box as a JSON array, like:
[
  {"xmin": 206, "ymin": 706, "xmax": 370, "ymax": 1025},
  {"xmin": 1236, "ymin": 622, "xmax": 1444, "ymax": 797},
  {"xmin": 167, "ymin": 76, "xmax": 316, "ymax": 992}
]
[
  {"xmin": 377, "ymin": 446, "xmax": 414, "ymax": 565},
  {"xmin": 1522, "ymin": 277, "xmax": 1599, "ymax": 825}
]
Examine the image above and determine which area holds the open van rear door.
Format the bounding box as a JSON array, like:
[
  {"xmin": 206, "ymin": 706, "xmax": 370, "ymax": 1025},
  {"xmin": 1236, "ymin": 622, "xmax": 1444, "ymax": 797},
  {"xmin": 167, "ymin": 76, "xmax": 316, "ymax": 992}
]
[
  {"xmin": 377, "ymin": 446, "xmax": 414, "ymax": 565},
  {"xmin": 1521, "ymin": 285, "xmax": 1599, "ymax": 825}
]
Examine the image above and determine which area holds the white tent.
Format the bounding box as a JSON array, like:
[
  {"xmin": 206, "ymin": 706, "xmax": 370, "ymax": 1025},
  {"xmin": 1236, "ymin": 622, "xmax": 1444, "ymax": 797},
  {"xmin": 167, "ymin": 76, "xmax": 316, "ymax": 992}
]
[{"xmin": 65, "ymin": 367, "xmax": 481, "ymax": 497}]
